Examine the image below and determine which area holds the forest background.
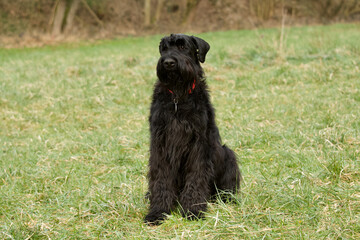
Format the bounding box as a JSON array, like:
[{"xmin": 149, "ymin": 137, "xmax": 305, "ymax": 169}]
[{"xmin": 1, "ymin": 0, "xmax": 360, "ymax": 47}]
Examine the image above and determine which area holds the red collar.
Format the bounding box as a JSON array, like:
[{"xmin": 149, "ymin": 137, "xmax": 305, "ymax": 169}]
[{"xmin": 168, "ymin": 79, "xmax": 196, "ymax": 95}]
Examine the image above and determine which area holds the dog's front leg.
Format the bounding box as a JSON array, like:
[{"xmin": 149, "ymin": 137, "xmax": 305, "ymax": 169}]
[
  {"xmin": 145, "ymin": 156, "xmax": 176, "ymax": 225},
  {"xmin": 179, "ymin": 146, "xmax": 211, "ymax": 220}
]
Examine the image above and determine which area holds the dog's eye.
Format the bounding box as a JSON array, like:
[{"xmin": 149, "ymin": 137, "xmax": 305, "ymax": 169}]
[{"xmin": 179, "ymin": 45, "xmax": 185, "ymax": 50}]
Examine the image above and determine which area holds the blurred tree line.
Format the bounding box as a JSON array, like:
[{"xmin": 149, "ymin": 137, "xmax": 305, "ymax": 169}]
[{"xmin": 1, "ymin": 0, "xmax": 359, "ymax": 37}]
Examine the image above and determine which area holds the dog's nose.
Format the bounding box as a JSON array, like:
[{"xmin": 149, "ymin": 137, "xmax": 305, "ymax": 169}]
[{"xmin": 163, "ymin": 58, "xmax": 176, "ymax": 69}]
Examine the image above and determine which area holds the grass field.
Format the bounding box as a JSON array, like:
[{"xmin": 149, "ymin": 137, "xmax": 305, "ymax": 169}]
[{"xmin": 1, "ymin": 23, "xmax": 360, "ymax": 239}]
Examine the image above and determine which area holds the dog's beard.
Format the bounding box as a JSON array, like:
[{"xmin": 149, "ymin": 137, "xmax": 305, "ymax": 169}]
[{"xmin": 157, "ymin": 57, "xmax": 198, "ymax": 94}]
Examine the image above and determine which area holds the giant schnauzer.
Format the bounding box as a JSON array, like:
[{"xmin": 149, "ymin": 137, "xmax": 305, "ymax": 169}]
[{"xmin": 145, "ymin": 34, "xmax": 241, "ymax": 225}]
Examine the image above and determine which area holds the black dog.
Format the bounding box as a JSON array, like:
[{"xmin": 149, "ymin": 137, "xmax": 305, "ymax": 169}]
[{"xmin": 145, "ymin": 34, "xmax": 241, "ymax": 225}]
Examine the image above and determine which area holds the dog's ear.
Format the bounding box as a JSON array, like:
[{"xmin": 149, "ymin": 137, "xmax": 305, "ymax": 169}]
[{"xmin": 191, "ymin": 36, "xmax": 210, "ymax": 63}]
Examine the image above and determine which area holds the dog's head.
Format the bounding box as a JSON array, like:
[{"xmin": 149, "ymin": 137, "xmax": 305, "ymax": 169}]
[{"xmin": 157, "ymin": 34, "xmax": 210, "ymax": 91}]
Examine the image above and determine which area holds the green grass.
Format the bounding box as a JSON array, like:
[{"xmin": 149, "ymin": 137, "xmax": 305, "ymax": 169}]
[{"xmin": 1, "ymin": 23, "xmax": 359, "ymax": 239}]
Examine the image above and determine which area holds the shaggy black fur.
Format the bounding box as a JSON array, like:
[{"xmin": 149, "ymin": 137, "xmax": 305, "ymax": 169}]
[{"xmin": 145, "ymin": 34, "xmax": 241, "ymax": 225}]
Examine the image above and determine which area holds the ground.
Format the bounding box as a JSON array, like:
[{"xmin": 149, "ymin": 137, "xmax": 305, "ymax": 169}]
[{"xmin": 0, "ymin": 23, "xmax": 359, "ymax": 239}]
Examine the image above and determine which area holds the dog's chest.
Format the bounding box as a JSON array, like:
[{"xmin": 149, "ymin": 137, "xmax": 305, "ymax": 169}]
[
  {"xmin": 162, "ymin": 117, "xmax": 195, "ymax": 167},
  {"xmin": 161, "ymin": 99, "xmax": 206, "ymax": 138},
  {"xmin": 165, "ymin": 117, "xmax": 194, "ymax": 144},
  {"xmin": 150, "ymin": 95, "xmax": 208, "ymax": 144}
]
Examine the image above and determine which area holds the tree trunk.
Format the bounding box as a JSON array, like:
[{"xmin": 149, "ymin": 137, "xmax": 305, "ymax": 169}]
[
  {"xmin": 144, "ymin": 0, "xmax": 151, "ymax": 27},
  {"xmin": 80, "ymin": 0, "xmax": 103, "ymax": 26},
  {"xmin": 154, "ymin": 0, "xmax": 165, "ymax": 24},
  {"xmin": 64, "ymin": 0, "xmax": 80, "ymax": 34},
  {"xmin": 179, "ymin": 0, "xmax": 187, "ymax": 23},
  {"xmin": 183, "ymin": 0, "xmax": 203, "ymax": 28},
  {"xmin": 52, "ymin": 0, "xmax": 66, "ymax": 36}
]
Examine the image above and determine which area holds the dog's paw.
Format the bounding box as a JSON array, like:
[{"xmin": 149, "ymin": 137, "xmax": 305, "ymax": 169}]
[{"xmin": 144, "ymin": 212, "xmax": 166, "ymax": 225}]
